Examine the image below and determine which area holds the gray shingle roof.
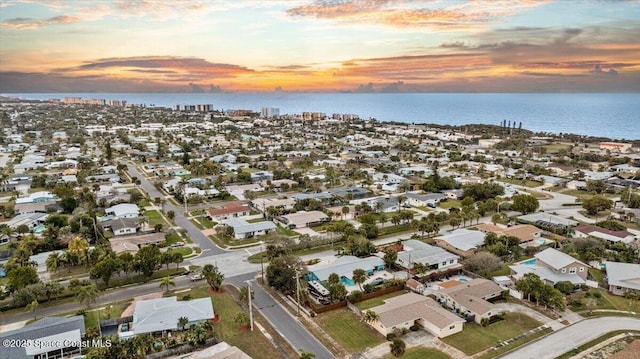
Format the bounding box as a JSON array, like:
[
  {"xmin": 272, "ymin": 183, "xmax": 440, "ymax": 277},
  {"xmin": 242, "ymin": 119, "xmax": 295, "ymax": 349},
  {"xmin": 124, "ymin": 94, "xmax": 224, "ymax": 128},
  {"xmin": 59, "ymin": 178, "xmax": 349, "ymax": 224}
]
[{"xmin": 0, "ymin": 316, "xmax": 85, "ymax": 359}]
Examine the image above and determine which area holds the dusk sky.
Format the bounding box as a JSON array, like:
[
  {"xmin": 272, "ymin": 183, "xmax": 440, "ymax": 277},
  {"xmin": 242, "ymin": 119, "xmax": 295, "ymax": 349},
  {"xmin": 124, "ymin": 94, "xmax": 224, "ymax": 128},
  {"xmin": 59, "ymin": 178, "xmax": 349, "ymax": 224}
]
[{"xmin": 1, "ymin": 0, "xmax": 639, "ymax": 92}]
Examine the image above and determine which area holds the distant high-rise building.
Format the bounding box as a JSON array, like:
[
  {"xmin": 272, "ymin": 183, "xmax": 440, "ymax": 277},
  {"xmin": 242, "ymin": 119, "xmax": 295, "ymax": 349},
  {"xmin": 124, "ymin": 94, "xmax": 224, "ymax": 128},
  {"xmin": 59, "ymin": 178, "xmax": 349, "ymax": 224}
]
[{"xmin": 261, "ymin": 107, "xmax": 280, "ymax": 118}]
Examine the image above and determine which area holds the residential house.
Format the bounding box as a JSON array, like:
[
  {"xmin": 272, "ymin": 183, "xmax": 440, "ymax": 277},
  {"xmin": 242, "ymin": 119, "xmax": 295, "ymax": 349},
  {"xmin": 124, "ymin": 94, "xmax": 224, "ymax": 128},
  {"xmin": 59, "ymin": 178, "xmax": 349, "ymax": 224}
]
[
  {"xmin": 442, "ymin": 189, "xmax": 464, "ymax": 200},
  {"xmin": 251, "ymin": 197, "xmax": 296, "ymax": 213},
  {"xmin": 15, "ymin": 191, "xmax": 56, "ymax": 204},
  {"xmin": 306, "ymin": 256, "xmax": 385, "ymax": 286},
  {"xmin": 405, "ymin": 192, "xmax": 447, "ymax": 207},
  {"xmin": 0, "ymin": 316, "xmax": 85, "ymax": 359},
  {"xmin": 510, "ymin": 248, "xmax": 590, "ymax": 285},
  {"xmin": 1, "ymin": 212, "xmax": 47, "ymax": 230},
  {"xmin": 604, "ymin": 261, "xmax": 640, "ymax": 296},
  {"xmin": 105, "ymin": 203, "xmax": 140, "ymax": 219},
  {"xmin": 574, "ymin": 224, "xmax": 637, "ymax": 244},
  {"xmin": 435, "ymin": 229, "xmax": 486, "ymax": 258},
  {"xmin": 476, "ymin": 223, "xmax": 542, "ymax": 244},
  {"xmin": 276, "ymin": 210, "xmax": 329, "ymax": 229},
  {"xmin": 207, "ymin": 202, "xmax": 251, "ymax": 222},
  {"xmin": 130, "ymin": 297, "xmax": 214, "ymax": 336},
  {"xmin": 396, "ymin": 240, "xmax": 460, "ymax": 272},
  {"xmin": 406, "ymin": 278, "xmax": 425, "ymax": 294},
  {"xmin": 435, "ymin": 278, "xmax": 504, "ymax": 324},
  {"xmin": 101, "ymin": 217, "xmax": 140, "ymax": 236},
  {"xmin": 109, "ymin": 233, "xmax": 165, "ymax": 255},
  {"xmin": 222, "ymin": 218, "xmax": 276, "ymax": 239},
  {"xmin": 367, "ymin": 293, "xmax": 464, "ymax": 338}
]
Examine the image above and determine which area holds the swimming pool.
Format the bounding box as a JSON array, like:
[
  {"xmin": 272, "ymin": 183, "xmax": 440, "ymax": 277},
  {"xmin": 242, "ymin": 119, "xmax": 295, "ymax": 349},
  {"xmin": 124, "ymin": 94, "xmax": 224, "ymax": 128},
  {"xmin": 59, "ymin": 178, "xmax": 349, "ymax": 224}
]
[
  {"xmin": 33, "ymin": 225, "xmax": 45, "ymax": 233},
  {"xmin": 521, "ymin": 258, "xmax": 537, "ymax": 265},
  {"xmin": 536, "ymin": 238, "xmax": 546, "ymax": 244},
  {"xmin": 458, "ymin": 278, "xmax": 468, "ymax": 283}
]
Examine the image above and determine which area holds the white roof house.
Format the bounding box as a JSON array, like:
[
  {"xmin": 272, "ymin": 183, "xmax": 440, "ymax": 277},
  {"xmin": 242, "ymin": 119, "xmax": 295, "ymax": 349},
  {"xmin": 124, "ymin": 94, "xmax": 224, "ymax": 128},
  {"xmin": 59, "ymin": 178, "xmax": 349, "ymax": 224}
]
[
  {"xmin": 397, "ymin": 240, "xmax": 460, "ymax": 271},
  {"xmin": 222, "ymin": 218, "xmax": 277, "ymax": 239},
  {"xmin": 105, "ymin": 203, "xmax": 140, "ymax": 219},
  {"xmin": 437, "ymin": 229, "xmax": 486, "ymax": 252},
  {"xmin": 307, "ymin": 256, "xmax": 385, "ymax": 284},
  {"xmin": 604, "ymin": 261, "xmax": 640, "ymax": 296},
  {"xmin": 132, "ymin": 297, "xmax": 214, "ymax": 335}
]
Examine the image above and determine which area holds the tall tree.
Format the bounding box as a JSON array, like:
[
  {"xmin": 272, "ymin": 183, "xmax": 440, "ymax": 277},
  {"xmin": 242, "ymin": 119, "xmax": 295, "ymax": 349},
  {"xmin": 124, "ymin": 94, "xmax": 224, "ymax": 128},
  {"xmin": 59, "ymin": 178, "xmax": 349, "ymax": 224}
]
[
  {"xmin": 202, "ymin": 264, "xmax": 224, "ymax": 291},
  {"xmin": 352, "ymin": 269, "xmax": 366, "ymax": 291},
  {"xmin": 159, "ymin": 276, "xmax": 175, "ymax": 292}
]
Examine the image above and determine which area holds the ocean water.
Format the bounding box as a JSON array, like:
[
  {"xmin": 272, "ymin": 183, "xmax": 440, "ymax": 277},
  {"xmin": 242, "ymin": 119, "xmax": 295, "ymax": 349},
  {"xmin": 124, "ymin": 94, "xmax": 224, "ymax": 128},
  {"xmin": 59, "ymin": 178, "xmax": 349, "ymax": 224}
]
[{"xmin": 4, "ymin": 93, "xmax": 639, "ymax": 139}]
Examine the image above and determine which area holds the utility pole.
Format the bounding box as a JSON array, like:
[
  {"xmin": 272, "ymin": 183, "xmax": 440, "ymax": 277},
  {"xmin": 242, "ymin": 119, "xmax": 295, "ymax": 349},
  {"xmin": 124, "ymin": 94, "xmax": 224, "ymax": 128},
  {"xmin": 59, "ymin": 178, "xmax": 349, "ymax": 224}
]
[
  {"xmin": 295, "ymin": 268, "xmax": 301, "ymax": 317},
  {"xmin": 260, "ymin": 243, "xmax": 265, "ymax": 283},
  {"xmin": 246, "ymin": 280, "xmax": 254, "ymax": 331}
]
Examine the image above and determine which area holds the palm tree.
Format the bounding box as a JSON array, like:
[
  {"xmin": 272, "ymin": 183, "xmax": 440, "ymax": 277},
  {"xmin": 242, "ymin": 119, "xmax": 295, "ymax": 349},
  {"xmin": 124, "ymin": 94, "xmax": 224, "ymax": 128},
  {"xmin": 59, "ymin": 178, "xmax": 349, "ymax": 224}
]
[
  {"xmin": 138, "ymin": 216, "xmax": 149, "ymax": 231},
  {"xmin": 160, "ymin": 276, "xmax": 175, "ymax": 293},
  {"xmin": 299, "ymin": 350, "xmax": 316, "ymax": 359},
  {"xmin": 177, "ymin": 316, "xmax": 189, "ymax": 331},
  {"xmin": 352, "ymin": 269, "xmax": 366, "ymax": 291},
  {"xmin": 239, "ymin": 285, "xmax": 254, "ymax": 307},
  {"xmin": 202, "ymin": 264, "xmax": 224, "ymax": 291},
  {"xmin": 27, "ymin": 300, "xmax": 39, "ymax": 320},
  {"xmin": 362, "ymin": 310, "xmax": 380, "ymax": 324},
  {"xmin": 45, "ymin": 252, "xmax": 62, "ymax": 273},
  {"xmin": 341, "ymin": 206, "xmax": 349, "ymax": 220},
  {"xmin": 76, "ymin": 284, "xmax": 98, "ymax": 309},
  {"xmin": 389, "ymin": 338, "xmax": 406, "ymax": 357},
  {"xmin": 67, "ymin": 236, "xmax": 89, "ymax": 257}
]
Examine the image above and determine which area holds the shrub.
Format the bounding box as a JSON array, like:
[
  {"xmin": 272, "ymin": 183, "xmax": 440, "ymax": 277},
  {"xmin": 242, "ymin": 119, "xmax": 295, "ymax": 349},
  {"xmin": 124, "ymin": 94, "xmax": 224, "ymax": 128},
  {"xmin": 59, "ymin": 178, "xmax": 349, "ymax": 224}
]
[
  {"xmin": 386, "ymin": 333, "xmax": 396, "ymax": 341},
  {"xmin": 363, "ymin": 284, "xmax": 375, "ymax": 294},
  {"xmin": 348, "ymin": 290, "xmax": 363, "ymax": 302},
  {"xmin": 592, "ymin": 291, "xmax": 602, "ymax": 299},
  {"xmin": 409, "ymin": 325, "xmax": 419, "ymax": 331}
]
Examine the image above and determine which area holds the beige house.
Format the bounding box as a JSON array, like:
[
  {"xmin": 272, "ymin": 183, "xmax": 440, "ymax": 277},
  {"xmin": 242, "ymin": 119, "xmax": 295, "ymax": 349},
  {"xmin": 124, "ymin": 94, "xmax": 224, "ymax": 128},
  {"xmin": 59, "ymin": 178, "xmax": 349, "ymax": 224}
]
[
  {"xmin": 435, "ymin": 278, "xmax": 504, "ymax": 324},
  {"xmin": 476, "ymin": 223, "xmax": 542, "ymax": 244},
  {"xmin": 604, "ymin": 261, "xmax": 640, "ymax": 296},
  {"xmin": 368, "ymin": 293, "xmax": 464, "ymax": 338}
]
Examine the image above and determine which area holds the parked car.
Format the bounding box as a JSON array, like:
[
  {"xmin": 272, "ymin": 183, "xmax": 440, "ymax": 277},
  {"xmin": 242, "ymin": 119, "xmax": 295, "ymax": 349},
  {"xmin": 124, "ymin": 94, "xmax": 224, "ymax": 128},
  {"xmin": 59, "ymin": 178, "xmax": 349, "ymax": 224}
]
[
  {"xmin": 121, "ymin": 323, "xmax": 129, "ymax": 332},
  {"xmin": 190, "ymin": 273, "xmax": 204, "ymax": 281},
  {"xmin": 370, "ymin": 277, "xmax": 384, "ymax": 286},
  {"xmin": 427, "ymin": 203, "xmax": 437, "ymax": 208},
  {"xmin": 170, "ymin": 242, "xmax": 185, "ymax": 248}
]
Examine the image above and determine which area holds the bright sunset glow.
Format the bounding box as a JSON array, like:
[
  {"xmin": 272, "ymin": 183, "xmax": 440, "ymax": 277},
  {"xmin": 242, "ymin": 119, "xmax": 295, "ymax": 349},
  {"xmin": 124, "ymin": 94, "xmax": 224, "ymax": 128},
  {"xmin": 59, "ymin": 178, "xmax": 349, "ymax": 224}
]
[{"xmin": 1, "ymin": 0, "xmax": 639, "ymax": 92}]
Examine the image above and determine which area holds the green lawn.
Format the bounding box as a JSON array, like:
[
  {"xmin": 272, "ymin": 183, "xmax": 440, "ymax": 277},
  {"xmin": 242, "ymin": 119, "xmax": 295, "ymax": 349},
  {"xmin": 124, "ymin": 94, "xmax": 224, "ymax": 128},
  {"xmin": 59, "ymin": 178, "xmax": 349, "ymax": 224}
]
[
  {"xmin": 385, "ymin": 347, "xmax": 451, "ymax": 359},
  {"xmin": 589, "ymin": 268, "xmax": 605, "ymax": 285},
  {"xmin": 356, "ymin": 290, "xmax": 407, "ymax": 310},
  {"xmin": 145, "ymin": 210, "xmax": 167, "ymax": 227},
  {"xmin": 440, "ymin": 200, "xmax": 462, "ymax": 209},
  {"xmin": 313, "ymin": 308, "xmax": 385, "ymax": 353},
  {"xmin": 163, "ymin": 232, "xmax": 182, "ymax": 246},
  {"xmin": 541, "ymin": 143, "xmax": 571, "ymax": 154},
  {"xmin": 442, "ymin": 313, "xmax": 542, "ymax": 355},
  {"xmin": 276, "ymin": 226, "xmax": 298, "ymax": 236},
  {"xmin": 378, "ymin": 223, "xmax": 412, "ymax": 237},
  {"xmin": 165, "ymin": 286, "xmax": 286, "ymax": 359},
  {"xmin": 199, "ymin": 216, "xmax": 217, "ymax": 228},
  {"xmin": 165, "ymin": 247, "xmax": 192, "ymax": 257},
  {"xmin": 50, "ymin": 265, "xmax": 90, "ymax": 280},
  {"xmin": 569, "ymin": 288, "xmax": 640, "ymax": 313},
  {"xmin": 189, "ymin": 218, "xmax": 205, "ymax": 230},
  {"xmin": 84, "ymin": 302, "xmax": 130, "ymax": 331}
]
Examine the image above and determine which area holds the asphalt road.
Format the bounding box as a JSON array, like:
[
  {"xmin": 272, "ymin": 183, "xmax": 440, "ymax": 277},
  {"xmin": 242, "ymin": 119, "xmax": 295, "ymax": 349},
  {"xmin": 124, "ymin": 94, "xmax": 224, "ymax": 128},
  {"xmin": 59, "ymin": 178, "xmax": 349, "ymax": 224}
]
[
  {"xmin": 500, "ymin": 317, "xmax": 640, "ymax": 359},
  {"xmin": 124, "ymin": 162, "xmax": 225, "ymax": 255},
  {"xmin": 227, "ymin": 274, "xmax": 335, "ymax": 359},
  {"xmin": 1, "ymin": 275, "xmax": 194, "ymax": 326}
]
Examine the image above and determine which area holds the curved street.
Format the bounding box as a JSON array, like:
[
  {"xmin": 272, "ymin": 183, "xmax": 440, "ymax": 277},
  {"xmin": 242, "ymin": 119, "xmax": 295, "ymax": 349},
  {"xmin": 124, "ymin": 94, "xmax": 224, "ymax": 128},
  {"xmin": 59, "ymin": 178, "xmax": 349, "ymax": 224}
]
[{"xmin": 500, "ymin": 317, "xmax": 640, "ymax": 359}]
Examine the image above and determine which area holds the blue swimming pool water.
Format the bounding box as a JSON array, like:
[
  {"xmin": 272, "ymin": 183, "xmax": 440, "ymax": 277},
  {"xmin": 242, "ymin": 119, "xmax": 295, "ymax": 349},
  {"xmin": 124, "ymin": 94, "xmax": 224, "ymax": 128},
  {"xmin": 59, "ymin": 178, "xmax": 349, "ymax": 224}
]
[
  {"xmin": 34, "ymin": 225, "xmax": 45, "ymax": 233},
  {"xmin": 522, "ymin": 258, "xmax": 537, "ymax": 265},
  {"xmin": 459, "ymin": 278, "xmax": 468, "ymax": 283}
]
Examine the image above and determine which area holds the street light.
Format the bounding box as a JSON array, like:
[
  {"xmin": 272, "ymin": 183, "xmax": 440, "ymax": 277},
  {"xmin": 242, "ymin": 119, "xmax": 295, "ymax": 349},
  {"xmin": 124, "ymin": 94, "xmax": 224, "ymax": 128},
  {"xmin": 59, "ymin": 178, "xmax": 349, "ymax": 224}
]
[{"xmin": 260, "ymin": 243, "xmax": 265, "ymax": 284}]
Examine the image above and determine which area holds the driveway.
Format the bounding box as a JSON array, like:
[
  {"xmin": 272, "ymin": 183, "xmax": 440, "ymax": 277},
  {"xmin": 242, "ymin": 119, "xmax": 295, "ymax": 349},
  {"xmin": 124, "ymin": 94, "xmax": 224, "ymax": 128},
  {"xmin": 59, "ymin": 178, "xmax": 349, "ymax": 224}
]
[{"xmin": 500, "ymin": 317, "xmax": 640, "ymax": 359}]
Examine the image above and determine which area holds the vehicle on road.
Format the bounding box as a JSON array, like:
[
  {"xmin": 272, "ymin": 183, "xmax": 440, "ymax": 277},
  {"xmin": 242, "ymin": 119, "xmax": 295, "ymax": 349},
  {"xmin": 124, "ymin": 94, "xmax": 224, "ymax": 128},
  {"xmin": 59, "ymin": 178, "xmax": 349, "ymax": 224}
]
[{"xmin": 190, "ymin": 273, "xmax": 204, "ymax": 281}]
